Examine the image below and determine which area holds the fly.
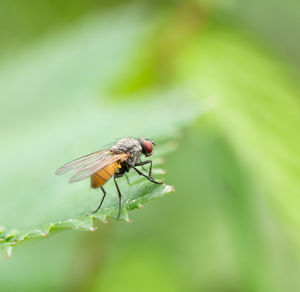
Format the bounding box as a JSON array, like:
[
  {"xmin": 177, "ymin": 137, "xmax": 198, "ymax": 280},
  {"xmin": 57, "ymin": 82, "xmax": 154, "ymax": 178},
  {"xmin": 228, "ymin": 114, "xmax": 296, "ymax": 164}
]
[{"xmin": 55, "ymin": 137, "xmax": 162, "ymax": 219}]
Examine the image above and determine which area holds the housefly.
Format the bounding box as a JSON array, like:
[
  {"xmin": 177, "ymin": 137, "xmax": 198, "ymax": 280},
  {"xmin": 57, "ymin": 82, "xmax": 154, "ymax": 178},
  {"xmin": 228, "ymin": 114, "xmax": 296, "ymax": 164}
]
[{"xmin": 55, "ymin": 137, "xmax": 162, "ymax": 219}]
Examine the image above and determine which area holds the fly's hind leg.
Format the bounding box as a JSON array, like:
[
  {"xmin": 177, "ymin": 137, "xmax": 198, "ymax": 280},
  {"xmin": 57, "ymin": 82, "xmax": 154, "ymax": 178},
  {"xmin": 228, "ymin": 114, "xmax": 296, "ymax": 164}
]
[
  {"xmin": 114, "ymin": 172, "xmax": 124, "ymax": 220},
  {"xmin": 92, "ymin": 187, "xmax": 106, "ymax": 213}
]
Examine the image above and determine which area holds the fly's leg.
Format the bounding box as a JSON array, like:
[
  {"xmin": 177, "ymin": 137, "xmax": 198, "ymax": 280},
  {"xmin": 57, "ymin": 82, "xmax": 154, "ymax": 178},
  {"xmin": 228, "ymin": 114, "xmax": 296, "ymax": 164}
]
[
  {"xmin": 114, "ymin": 173, "xmax": 124, "ymax": 220},
  {"xmin": 139, "ymin": 158, "xmax": 147, "ymax": 172},
  {"xmin": 128, "ymin": 162, "xmax": 162, "ymax": 185},
  {"xmin": 125, "ymin": 173, "xmax": 131, "ymax": 185},
  {"xmin": 135, "ymin": 160, "xmax": 153, "ymax": 177},
  {"xmin": 92, "ymin": 187, "xmax": 106, "ymax": 213}
]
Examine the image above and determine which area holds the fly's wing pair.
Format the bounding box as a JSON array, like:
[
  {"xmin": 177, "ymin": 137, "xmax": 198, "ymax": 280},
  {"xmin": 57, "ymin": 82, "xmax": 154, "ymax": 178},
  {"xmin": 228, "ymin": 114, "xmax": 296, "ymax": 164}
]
[{"xmin": 55, "ymin": 150, "xmax": 130, "ymax": 183}]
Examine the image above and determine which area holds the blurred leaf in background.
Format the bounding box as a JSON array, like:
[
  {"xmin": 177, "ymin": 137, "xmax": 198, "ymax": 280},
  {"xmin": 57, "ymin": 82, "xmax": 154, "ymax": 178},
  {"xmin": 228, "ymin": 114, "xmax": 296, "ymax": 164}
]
[{"xmin": 0, "ymin": 0, "xmax": 299, "ymax": 292}]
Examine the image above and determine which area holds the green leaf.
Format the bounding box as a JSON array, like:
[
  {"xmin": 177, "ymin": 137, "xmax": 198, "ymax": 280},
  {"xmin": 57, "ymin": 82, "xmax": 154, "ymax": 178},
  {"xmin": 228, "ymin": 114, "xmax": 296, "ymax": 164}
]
[{"xmin": 0, "ymin": 6, "xmax": 207, "ymax": 256}]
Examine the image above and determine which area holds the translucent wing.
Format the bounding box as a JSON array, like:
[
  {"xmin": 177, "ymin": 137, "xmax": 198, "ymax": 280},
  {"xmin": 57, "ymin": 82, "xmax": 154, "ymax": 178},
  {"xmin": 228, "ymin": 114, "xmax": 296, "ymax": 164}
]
[
  {"xmin": 69, "ymin": 152, "xmax": 130, "ymax": 183},
  {"xmin": 55, "ymin": 150, "xmax": 109, "ymax": 175}
]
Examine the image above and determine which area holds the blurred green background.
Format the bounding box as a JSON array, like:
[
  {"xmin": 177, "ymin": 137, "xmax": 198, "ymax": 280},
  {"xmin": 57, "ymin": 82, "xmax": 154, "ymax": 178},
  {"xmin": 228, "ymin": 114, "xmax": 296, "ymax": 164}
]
[{"xmin": 0, "ymin": 0, "xmax": 300, "ymax": 291}]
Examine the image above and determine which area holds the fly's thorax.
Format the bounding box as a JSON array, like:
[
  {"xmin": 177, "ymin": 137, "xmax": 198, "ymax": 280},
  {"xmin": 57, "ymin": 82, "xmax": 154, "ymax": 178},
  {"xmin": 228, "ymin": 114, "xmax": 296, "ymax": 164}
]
[{"xmin": 111, "ymin": 138, "xmax": 142, "ymax": 165}]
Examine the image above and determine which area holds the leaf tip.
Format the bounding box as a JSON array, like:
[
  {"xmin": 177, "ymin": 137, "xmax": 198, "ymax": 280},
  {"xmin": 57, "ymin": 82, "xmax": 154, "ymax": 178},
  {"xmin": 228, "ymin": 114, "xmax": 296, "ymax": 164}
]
[
  {"xmin": 6, "ymin": 246, "xmax": 13, "ymax": 258},
  {"xmin": 164, "ymin": 185, "xmax": 175, "ymax": 193}
]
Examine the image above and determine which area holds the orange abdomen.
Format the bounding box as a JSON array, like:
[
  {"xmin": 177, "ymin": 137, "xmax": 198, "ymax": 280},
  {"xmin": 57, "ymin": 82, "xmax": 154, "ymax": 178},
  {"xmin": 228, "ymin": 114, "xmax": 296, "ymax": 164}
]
[{"xmin": 91, "ymin": 161, "xmax": 121, "ymax": 189}]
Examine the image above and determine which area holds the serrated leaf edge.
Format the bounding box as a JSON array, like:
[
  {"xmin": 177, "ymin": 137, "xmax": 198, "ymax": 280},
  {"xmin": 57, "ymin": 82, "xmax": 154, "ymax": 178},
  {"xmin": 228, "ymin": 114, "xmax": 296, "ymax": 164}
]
[{"xmin": 0, "ymin": 183, "xmax": 174, "ymax": 257}]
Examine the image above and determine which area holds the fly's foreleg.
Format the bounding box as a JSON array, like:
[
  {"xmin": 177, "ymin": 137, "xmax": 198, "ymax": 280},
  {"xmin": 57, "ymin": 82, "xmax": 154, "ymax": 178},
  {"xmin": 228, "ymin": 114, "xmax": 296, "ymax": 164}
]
[
  {"xmin": 135, "ymin": 160, "xmax": 153, "ymax": 177},
  {"xmin": 139, "ymin": 158, "xmax": 147, "ymax": 172},
  {"xmin": 128, "ymin": 162, "xmax": 162, "ymax": 185}
]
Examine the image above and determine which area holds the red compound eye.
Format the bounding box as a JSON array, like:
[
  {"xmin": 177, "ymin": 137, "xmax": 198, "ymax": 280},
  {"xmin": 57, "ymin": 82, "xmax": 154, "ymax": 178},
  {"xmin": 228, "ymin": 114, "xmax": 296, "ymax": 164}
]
[{"xmin": 144, "ymin": 141, "xmax": 152, "ymax": 154}]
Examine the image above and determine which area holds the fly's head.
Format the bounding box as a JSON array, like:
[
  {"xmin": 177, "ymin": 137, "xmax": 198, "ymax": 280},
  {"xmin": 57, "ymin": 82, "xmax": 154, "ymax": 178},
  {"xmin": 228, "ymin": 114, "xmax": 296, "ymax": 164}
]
[{"xmin": 138, "ymin": 138, "xmax": 157, "ymax": 157}]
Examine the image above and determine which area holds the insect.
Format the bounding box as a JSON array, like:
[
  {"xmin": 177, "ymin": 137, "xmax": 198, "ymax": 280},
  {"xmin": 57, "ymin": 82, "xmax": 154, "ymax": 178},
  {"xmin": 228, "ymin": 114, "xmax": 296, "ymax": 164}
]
[{"xmin": 55, "ymin": 137, "xmax": 162, "ymax": 219}]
